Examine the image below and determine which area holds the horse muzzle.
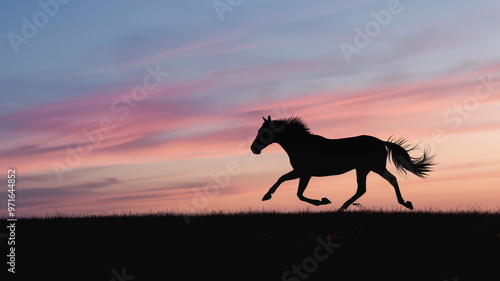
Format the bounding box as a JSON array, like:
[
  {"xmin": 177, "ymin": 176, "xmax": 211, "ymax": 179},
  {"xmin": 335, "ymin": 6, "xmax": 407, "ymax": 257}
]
[{"xmin": 251, "ymin": 145, "xmax": 261, "ymax": 154}]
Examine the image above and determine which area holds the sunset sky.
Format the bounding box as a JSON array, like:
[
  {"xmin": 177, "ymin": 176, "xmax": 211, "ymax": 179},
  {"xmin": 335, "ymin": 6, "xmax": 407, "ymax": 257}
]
[{"xmin": 1, "ymin": 0, "xmax": 499, "ymax": 216}]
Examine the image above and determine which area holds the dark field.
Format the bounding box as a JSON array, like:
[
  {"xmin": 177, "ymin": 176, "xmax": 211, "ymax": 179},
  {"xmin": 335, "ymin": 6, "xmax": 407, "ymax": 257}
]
[{"xmin": 6, "ymin": 210, "xmax": 500, "ymax": 280}]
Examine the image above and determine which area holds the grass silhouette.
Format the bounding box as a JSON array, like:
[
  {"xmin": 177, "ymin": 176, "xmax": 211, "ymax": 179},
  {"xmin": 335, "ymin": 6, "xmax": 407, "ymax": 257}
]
[{"xmin": 14, "ymin": 209, "xmax": 500, "ymax": 280}]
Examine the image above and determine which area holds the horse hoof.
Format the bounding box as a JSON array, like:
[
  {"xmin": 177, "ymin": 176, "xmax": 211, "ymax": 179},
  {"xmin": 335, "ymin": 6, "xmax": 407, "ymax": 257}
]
[
  {"xmin": 405, "ymin": 201, "xmax": 414, "ymax": 210},
  {"xmin": 337, "ymin": 207, "xmax": 346, "ymax": 212},
  {"xmin": 262, "ymin": 193, "xmax": 272, "ymax": 201},
  {"xmin": 321, "ymin": 198, "xmax": 331, "ymax": 205}
]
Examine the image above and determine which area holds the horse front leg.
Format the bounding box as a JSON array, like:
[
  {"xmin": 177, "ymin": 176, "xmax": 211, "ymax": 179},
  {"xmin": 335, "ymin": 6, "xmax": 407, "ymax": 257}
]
[
  {"xmin": 297, "ymin": 176, "xmax": 331, "ymax": 206},
  {"xmin": 262, "ymin": 170, "xmax": 299, "ymax": 201},
  {"xmin": 338, "ymin": 169, "xmax": 369, "ymax": 212}
]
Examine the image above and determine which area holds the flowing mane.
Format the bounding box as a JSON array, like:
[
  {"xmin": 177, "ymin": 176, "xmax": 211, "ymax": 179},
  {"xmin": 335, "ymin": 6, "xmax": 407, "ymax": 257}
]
[{"xmin": 277, "ymin": 116, "xmax": 310, "ymax": 136}]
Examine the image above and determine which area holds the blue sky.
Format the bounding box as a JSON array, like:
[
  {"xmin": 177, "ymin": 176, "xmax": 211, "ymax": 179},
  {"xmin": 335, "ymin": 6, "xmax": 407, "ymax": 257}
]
[{"xmin": 3, "ymin": 0, "xmax": 498, "ymax": 112}]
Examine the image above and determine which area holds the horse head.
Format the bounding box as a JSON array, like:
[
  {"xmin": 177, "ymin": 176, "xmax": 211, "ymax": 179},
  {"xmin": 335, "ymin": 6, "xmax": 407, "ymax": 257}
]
[{"xmin": 251, "ymin": 115, "xmax": 283, "ymax": 154}]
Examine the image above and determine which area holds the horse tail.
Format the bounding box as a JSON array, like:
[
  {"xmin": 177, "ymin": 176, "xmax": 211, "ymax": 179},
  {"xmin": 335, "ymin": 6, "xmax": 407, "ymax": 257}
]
[{"xmin": 385, "ymin": 137, "xmax": 435, "ymax": 178}]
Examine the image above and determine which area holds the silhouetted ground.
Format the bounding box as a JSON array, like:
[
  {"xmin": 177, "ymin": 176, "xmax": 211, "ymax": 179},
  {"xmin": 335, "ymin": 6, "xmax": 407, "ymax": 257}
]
[{"xmin": 7, "ymin": 210, "xmax": 500, "ymax": 280}]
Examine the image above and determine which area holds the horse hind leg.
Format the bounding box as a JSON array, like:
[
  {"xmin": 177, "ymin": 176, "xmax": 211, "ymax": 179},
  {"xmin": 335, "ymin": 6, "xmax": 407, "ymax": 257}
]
[
  {"xmin": 296, "ymin": 176, "xmax": 331, "ymax": 206},
  {"xmin": 374, "ymin": 168, "xmax": 413, "ymax": 210}
]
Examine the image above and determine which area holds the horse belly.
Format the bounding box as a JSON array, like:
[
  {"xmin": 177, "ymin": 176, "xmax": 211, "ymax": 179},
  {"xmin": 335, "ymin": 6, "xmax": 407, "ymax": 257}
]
[
  {"xmin": 290, "ymin": 153, "xmax": 356, "ymax": 176},
  {"xmin": 312, "ymin": 165, "xmax": 354, "ymax": 176}
]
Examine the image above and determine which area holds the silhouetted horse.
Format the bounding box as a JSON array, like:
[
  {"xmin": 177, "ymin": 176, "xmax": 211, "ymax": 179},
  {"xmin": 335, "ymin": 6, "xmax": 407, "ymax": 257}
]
[{"xmin": 251, "ymin": 116, "xmax": 435, "ymax": 211}]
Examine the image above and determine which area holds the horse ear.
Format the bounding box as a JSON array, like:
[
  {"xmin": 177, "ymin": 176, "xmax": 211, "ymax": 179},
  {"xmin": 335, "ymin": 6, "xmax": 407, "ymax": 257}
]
[
  {"xmin": 267, "ymin": 115, "xmax": 271, "ymax": 122},
  {"xmin": 262, "ymin": 116, "xmax": 267, "ymax": 122}
]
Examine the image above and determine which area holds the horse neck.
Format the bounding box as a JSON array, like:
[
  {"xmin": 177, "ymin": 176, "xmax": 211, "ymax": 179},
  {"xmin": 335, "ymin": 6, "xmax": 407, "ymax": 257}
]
[{"xmin": 276, "ymin": 133, "xmax": 310, "ymax": 156}]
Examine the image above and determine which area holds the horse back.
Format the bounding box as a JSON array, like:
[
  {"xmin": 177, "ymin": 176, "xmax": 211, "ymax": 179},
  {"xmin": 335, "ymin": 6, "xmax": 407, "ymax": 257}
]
[{"xmin": 288, "ymin": 135, "xmax": 387, "ymax": 176}]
